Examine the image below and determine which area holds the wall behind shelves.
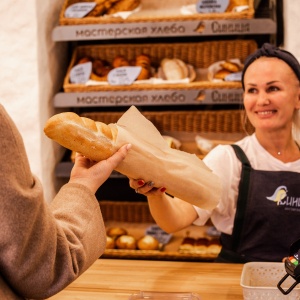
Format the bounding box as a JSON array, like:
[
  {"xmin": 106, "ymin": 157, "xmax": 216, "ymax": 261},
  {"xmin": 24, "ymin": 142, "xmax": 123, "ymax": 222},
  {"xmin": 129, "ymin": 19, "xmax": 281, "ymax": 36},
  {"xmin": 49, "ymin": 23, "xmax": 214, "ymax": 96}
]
[
  {"xmin": 0, "ymin": 0, "xmax": 299, "ymax": 202},
  {"xmin": 0, "ymin": 0, "xmax": 68, "ymax": 202}
]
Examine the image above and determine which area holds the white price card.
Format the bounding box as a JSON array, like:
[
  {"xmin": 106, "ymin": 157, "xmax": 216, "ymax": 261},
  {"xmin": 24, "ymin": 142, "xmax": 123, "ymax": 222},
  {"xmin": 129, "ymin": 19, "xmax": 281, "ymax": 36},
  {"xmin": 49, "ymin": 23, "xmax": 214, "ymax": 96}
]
[
  {"xmin": 107, "ymin": 66, "xmax": 142, "ymax": 86},
  {"xmin": 224, "ymin": 71, "xmax": 242, "ymax": 82},
  {"xmin": 69, "ymin": 62, "xmax": 92, "ymax": 84},
  {"xmin": 64, "ymin": 3, "xmax": 96, "ymax": 18},
  {"xmin": 145, "ymin": 225, "xmax": 172, "ymax": 245},
  {"xmin": 196, "ymin": 0, "xmax": 229, "ymax": 13}
]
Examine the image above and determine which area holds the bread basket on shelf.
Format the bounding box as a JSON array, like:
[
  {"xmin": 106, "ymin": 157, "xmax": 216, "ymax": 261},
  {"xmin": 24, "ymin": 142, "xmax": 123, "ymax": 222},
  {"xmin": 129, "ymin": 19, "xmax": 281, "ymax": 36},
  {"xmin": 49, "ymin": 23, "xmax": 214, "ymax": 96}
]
[
  {"xmin": 100, "ymin": 200, "xmax": 220, "ymax": 261},
  {"xmin": 59, "ymin": 0, "xmax": 255, "ymax": 26},
  {"xmin": 63, "ymin": 39, "xmax": 257, "ymax": 92},
  {"xmin": 80, "ymin": 109, "xmax": 254, "ymax": 134}
]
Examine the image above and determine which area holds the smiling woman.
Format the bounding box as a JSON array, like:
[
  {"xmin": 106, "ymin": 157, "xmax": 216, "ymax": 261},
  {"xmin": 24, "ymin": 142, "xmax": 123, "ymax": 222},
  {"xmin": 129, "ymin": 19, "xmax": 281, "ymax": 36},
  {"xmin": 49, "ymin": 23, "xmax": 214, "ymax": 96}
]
[{"xmin": 126, "ymin": 43, "xmax": 300, "ymax": 263}]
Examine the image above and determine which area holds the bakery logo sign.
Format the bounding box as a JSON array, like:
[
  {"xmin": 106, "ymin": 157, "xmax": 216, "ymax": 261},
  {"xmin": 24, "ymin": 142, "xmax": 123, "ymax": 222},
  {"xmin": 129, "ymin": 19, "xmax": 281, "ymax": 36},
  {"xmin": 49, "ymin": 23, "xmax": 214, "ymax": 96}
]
[{"xmin": 266, "ymin": 185, "xmax": 300, "ymax": 211}]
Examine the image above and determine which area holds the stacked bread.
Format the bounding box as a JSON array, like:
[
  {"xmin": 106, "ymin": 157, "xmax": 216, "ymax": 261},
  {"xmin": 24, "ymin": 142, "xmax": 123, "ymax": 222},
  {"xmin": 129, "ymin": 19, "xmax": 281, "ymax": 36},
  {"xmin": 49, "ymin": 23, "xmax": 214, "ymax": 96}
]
[
  {"xmin": 156, "ymin": 58, "xmax": 196, "ymax": 81},
  {"xmin": 179, "ymin": 236, "xmax": 221, "ymax": 256}
]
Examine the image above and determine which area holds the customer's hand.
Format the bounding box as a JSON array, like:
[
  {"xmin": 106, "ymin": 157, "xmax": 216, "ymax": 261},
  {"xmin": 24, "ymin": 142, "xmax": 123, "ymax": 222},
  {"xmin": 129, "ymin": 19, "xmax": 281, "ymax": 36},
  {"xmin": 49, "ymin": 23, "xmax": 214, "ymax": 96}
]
[{"xmin": 70, "ymin": 144, "xmax": 131, "ymax": 194}]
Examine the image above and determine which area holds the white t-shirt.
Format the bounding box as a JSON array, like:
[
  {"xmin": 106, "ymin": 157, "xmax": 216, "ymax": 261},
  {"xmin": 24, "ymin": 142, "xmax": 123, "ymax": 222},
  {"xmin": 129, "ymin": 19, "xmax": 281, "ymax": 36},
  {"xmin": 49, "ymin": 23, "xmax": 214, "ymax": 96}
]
[{"xmin": 193, "ymin": 134, "xmax": 300, "ymax": 234}]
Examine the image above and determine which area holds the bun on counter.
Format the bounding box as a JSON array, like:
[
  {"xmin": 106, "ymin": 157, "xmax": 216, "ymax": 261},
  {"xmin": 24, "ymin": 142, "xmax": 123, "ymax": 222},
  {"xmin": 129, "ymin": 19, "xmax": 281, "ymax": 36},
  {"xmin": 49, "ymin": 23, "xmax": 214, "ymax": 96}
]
[
  {"xmin": 44, "ymin": 112, "xmax": 119, "ymax": 162},
  {"xmin": 107, "ymin": 227, "xmax": 128, "ymax": 238},
  {"xmin": 137, "ymin": 235, "xmax": 159, "ymax": 250},
  {"xmin": 106, "ymin": 236, "xmax": 115, "ymax": 249},
  {"xmin": 115, "ymin": 235, "xmax": 137, "ymax": 250}
]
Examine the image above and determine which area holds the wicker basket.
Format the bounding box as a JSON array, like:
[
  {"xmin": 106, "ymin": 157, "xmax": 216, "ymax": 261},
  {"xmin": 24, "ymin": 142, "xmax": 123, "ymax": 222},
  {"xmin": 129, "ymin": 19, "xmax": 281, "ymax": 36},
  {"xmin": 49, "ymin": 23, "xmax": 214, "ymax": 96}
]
[
  {"xmin": 100, "ymin": 201, "xmax": 219, "ymax": 261},
  {"xmin": 59, "ymin": 0, "xmax": 255, "ymax": 26},
  {"xmin": 100, "ymin": 200, "xmax": 154, "ymax": 223},
  {"xmin": 81, "ymin": 109, "xmax": 254, "ymax": 134},
  {"xmin": 63, "ymin": 39, "xmax": 257, "ymax": 92}
]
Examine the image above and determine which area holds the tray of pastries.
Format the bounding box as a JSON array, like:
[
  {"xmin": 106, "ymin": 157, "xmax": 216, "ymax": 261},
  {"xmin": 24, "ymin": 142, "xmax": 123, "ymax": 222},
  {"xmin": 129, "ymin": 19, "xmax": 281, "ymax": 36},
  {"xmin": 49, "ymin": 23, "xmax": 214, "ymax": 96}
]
[
  {"xmin": 59, "ymin": 0, "xmax": 255, "ymax": 26},
  {"xmin": 63, "ymin": 39, "xmax": 257, "ymax": 92}
]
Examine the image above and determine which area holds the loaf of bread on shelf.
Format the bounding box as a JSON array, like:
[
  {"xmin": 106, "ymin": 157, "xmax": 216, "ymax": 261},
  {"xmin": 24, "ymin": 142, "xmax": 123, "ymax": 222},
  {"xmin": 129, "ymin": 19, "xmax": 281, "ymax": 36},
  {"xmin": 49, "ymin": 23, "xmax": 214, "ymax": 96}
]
[
  {"xmin": 157, "ymin": 58, "xmax": 196, "ymax": 82},
  {"xmin": 44, "ymin": 112, "xmax": 119, "ymax": 161}
]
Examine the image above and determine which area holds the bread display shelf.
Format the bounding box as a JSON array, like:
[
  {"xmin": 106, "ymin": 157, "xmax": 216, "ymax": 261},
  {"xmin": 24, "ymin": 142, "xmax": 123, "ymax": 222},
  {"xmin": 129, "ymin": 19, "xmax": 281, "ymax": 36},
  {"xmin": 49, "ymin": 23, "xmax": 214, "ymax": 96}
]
[
  {"xmin": 63, "ymin": 40, "xmax": 257, "ymax": 94},
  {"xmin": 59, "ymin": 0, "xmax": 255, "ymax": 27},
  {"xmin": 100, "ymin": 201, "xmax": 220, "ymax": 261}
]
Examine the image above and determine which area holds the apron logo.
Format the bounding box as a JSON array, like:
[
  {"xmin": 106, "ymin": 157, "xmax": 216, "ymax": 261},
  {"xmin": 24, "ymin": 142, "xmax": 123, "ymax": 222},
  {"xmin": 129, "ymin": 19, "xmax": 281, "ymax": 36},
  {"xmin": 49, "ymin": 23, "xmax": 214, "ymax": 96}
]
[{"xmin": 266, "ymin": 185, "xmax": 288, "ymax": 205}]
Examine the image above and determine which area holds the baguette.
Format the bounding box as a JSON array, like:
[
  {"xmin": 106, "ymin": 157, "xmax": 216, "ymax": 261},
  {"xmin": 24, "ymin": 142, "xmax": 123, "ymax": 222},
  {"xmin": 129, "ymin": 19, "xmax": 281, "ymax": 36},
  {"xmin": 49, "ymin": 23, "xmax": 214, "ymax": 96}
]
[{"xmin": 44, "ymin": 112, "xmax": 119, "ymax": 161}]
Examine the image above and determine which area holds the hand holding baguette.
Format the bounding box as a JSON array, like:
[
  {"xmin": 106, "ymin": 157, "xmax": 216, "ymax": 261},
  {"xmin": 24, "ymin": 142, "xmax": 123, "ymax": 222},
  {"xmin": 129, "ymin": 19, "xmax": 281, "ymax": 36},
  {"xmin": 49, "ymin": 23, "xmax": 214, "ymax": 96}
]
[
  {"xmin": 44, "ymin": 106, "xmax": 221, "ymax": 210},
  {"xmin": 44, "ymin": 112, "xmax": 119, "ymax": 161}
]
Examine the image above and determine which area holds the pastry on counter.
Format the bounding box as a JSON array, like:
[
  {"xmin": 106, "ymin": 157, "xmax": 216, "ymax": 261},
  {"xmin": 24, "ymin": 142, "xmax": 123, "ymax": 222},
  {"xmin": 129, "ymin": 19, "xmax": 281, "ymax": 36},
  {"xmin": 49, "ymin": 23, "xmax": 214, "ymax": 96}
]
[
  {"xmin": 107, "ymin": 227, "xmax": 128, "ymax": 238},
  {"xmin": 207, "ymin": 238, "xmax": 221, "ymax": 255},
  {"xmin": 106, "ymin": 236, "xmax": 115, "ymax": 249},
  {"xmin": 115, "ymin": 235, "xmax": 137, "ymax": 250},
  {"xmin": 178, "ymin": 236, "xmax": 196, "ymax": 252},
  {"xmin": 137, "ymin": 235, "xmax": 159, "ymax": 250},
  {"xmin": 194, "ymin": 238, "xmax": 208, "ymax": 254}
]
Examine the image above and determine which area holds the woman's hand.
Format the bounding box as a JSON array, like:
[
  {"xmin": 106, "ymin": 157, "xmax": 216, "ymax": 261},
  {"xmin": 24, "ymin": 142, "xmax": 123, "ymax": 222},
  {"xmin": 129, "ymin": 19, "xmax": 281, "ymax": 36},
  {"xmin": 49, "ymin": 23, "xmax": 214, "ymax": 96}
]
[
  {"xmin": 129, "ymin": 178, "xmax": 166, "ymax": 196},
  {"xmin": 69, "ymin": 144, "xmax": 131, "ymax": 194}
]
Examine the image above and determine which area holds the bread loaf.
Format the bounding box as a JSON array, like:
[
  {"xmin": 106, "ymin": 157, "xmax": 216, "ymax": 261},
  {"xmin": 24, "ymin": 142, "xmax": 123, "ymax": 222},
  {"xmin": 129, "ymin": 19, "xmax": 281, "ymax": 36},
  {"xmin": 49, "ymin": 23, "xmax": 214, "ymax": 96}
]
[{"xmin": 44, "ymin": 112, "xmax": 119, "ymax": 161}]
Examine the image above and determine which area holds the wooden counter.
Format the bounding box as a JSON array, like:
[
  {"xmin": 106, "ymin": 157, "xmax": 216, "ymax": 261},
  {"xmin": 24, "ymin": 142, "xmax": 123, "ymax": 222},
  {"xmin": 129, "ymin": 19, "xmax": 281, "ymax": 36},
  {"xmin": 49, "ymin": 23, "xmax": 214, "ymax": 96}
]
[{"xmin": 48, "ymin": 259, "xmax": 244, "ymax": 300}]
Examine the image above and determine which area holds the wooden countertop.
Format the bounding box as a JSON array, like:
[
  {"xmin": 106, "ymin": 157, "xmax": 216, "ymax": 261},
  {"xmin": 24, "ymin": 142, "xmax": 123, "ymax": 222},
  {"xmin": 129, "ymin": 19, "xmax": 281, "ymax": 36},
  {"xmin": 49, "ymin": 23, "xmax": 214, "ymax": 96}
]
[{"xmin": 48, "ymin": 259, "xmax": 244, "ymax": 300}]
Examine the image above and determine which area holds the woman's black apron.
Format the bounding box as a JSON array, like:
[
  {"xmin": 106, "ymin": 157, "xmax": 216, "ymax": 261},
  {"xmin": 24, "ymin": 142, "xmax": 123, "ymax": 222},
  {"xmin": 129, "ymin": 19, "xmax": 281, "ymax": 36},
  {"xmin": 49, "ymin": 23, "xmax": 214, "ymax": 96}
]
[{"xmin": 217, "ymin": 145, "xmax": 300, "ymax": 263}]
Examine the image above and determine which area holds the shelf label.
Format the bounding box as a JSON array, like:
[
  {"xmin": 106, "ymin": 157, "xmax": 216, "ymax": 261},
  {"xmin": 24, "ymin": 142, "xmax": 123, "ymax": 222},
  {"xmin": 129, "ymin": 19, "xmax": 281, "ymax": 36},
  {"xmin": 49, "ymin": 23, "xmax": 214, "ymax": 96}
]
[
  {"xmin": 64, "ymin": 3, "xmax": 96, "ymax": 18},
  {"xmin": 54, "ymin": 89, "xmax": 243, "ymax": 107},
  {"xmin": 53, "ymin": 19, "xmax": 276, "ymax": 41},
  {"xmin": 69, "ymin": 62, "xmax": 92, "ymax": 84},
  {"xmin": 196, "ymin": 0, "xmax": 229, "ymax": 13},
  {"xmin": 107, "ymin": 66, "xmax": 142, "ymax": 86}
]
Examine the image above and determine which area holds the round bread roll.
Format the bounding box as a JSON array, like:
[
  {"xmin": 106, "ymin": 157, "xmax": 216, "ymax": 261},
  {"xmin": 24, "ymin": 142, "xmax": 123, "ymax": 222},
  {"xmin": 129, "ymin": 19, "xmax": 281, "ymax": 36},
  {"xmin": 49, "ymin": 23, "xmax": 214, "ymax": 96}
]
[
  {"xmin": 137, "ymin": 235, "xmax": 159, "ymax": 250},
  {"xmin": 106, "ymin": 236, "xmax": 115, "ymax": 249},
  {"xmin": 115, "ymin": 235, "xmax": 137, "ymax": 250},
  {"xmin": 106, "ymin": 227, "xmax": 128, "ymax": 238}
]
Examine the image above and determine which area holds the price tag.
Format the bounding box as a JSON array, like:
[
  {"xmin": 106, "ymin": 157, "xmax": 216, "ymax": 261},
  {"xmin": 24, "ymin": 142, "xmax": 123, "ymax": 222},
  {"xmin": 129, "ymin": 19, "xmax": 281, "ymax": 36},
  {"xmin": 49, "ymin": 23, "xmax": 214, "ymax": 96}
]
[
  {"xmin": 107, "ymin": 66, "xmax": 142, "ymax": 86},
  {"xmin": 196, "ymin": 0, "xmax": 229, "ymax": 13},
  {"xmin": 224, "ymin": 71, "xmax": 242, "ymax": 82},
  {"xmin": 64, "ymin": 2, "xmax": 96, "ymax": 18},
  {"xmin": 69, "ymin": 62, "xmax": 92, "ymax": 84},
  {"xmin": 145, "ymin": 225, "xmax": 172, "ymax": 245}
]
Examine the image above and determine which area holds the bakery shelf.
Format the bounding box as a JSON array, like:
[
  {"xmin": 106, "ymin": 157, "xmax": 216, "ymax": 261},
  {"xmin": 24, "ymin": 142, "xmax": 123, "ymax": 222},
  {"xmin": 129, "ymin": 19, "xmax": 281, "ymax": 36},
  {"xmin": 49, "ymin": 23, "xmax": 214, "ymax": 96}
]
[
  {"xmin": 52, "ymin": 18, "xmax": 276, "ymax": 41},
  {"xmin": 100, "ymin": 201, "xmax": 220, "ymax": 262}
]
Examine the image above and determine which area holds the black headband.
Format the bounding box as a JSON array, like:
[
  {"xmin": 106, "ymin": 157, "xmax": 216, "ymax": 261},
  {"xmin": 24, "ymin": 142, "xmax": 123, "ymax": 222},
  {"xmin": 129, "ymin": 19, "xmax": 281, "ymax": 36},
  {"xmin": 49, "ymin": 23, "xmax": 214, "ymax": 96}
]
[{"xmin": 241, "ymin": 43, "xmax": 300, "ymax": 90}]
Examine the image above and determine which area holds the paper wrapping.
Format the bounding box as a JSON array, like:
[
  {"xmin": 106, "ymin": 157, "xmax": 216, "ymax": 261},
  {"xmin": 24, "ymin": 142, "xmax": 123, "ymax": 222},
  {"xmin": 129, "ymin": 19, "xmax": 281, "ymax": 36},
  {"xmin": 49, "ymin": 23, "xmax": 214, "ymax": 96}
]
[{"xmin": 114, "ymin": 106, "xmax": 221, "ymax": 210}]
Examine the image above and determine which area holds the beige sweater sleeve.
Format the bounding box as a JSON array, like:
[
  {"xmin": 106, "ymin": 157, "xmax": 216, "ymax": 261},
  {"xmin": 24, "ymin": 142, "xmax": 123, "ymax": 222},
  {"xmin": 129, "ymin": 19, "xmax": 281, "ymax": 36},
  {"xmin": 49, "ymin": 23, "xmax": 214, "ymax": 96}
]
[{"xmin": 0, "ymin": 104, "xmax": 106, "ymax": 299}]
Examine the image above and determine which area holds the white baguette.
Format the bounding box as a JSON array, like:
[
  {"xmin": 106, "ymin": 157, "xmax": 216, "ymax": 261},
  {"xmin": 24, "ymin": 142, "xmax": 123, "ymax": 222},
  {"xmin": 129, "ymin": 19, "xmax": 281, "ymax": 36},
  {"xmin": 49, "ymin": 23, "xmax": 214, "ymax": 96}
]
[{"xmin": 44, "ymin": 112, "xmax": 118, "ymax": 161}]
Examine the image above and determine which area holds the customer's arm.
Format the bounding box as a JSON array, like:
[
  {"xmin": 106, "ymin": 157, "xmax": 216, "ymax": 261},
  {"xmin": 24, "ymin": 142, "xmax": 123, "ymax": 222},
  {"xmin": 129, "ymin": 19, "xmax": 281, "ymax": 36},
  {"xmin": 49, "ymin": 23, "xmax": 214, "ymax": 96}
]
[{"xmin": 0, "ymin": 104, "xmax": 130, "ymax": 298}]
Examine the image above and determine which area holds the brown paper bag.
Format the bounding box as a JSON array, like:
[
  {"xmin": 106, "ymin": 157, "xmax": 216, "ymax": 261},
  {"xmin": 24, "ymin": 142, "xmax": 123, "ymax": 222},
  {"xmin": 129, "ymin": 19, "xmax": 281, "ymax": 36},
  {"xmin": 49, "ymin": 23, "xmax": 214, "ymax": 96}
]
[{"xmin": 114, "ymin": 106, "xmax": 221, "ymax": 210}]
